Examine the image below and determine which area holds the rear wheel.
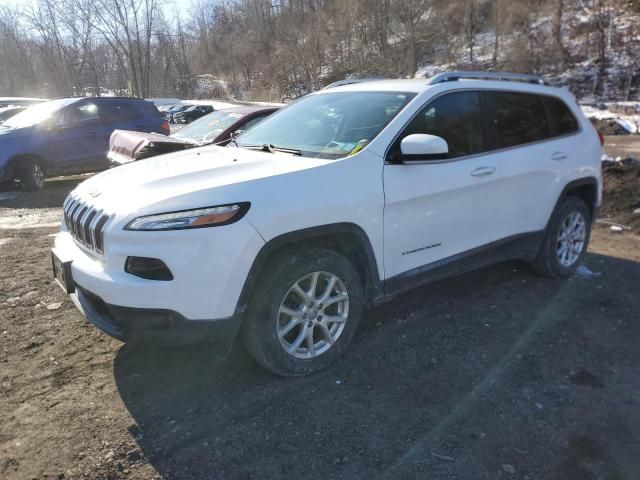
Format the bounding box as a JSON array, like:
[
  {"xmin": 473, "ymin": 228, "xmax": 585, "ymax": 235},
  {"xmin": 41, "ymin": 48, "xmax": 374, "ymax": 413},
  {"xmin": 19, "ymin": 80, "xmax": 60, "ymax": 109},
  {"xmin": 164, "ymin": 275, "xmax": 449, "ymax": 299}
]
[
  {"xmin": 242, "ymin": 249, "xmax": 363, "ymax": 376},
  {"xmin": 18, "ymin": 157, "xmax": 46, "ymax": 191},
  {"xmin": 530, "ymin": 196, "xmax": 591, "ymax": 278}
]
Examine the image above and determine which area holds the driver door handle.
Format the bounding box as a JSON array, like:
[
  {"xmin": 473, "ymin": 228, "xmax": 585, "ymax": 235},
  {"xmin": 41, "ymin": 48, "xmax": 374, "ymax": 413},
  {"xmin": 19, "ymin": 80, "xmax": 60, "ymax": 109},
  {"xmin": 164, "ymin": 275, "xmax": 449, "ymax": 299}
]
[
  {"xmin": 552, "ymin": 152, "xmax": 568, "ymax": 161},
  {"xmin": 470, "ymin": 166, "xmax": 496, "ymax": 177}
]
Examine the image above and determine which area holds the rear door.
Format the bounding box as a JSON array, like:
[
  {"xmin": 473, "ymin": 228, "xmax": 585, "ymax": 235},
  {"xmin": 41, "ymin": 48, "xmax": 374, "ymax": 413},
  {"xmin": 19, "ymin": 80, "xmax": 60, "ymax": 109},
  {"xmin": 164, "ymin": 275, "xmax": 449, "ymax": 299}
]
[
  {"xmin": 383, "ymin": 90, "xmax": 504, "ymax": 282},
  {"xmin": 482, "ymin": 91, "xmax": 565, "ymax": 238}
]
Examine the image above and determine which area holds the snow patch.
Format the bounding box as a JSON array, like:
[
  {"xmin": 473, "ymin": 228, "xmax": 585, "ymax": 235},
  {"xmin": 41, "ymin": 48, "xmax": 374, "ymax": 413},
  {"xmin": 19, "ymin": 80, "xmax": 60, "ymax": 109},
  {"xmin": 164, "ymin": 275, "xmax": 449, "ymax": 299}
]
[
  {"xmin": 0, "ymin": 209, "xmax": 62, "ymax": 229},
  {"xmin": 576, "ymin": 265, "xmax": 602, "ymax": 279},
  {"xmin": 0, "ymin": 192, "xmax": 20, "ymax": 202}
]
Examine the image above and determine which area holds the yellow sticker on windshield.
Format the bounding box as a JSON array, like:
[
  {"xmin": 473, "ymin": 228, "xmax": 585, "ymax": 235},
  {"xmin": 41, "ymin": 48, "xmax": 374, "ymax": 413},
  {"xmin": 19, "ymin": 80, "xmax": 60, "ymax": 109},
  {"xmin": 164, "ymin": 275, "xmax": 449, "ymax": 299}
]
[{"xmin": 349, "ymin": 144, "xmax": 364, "ymax": 156}]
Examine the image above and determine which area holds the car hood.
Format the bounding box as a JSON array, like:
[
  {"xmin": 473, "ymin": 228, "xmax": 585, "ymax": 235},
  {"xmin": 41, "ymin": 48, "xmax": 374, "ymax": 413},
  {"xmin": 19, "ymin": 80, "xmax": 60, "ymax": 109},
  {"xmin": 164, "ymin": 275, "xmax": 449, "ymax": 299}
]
[
  {"xmin": 72, "ymin": 145, "xmax": 330, "ymax": 216},
  {"xmin": 108, "ymin": 129, "xmax": 193, "ymax": 164},
  {"xmin": 0, "ymin": 125, "xmax": 30, "ymax": 137}
]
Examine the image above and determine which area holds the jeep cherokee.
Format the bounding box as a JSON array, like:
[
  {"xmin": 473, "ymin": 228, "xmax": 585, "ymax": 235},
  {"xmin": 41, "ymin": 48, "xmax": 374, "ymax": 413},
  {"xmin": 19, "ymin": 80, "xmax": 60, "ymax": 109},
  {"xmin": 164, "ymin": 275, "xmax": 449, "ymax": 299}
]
[{"xmin": 52, "ymin": 72, "xmax": 603, "ymax": 376}]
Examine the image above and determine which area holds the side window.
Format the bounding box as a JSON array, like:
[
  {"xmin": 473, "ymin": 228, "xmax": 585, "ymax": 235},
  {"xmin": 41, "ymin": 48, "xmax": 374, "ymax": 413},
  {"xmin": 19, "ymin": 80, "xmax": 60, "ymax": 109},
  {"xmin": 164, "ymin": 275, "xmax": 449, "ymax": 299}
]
[
  {"xmin": 100, "ymin": 103, "xmax": 141, "ymax": 124},
  {"xmin": 485, "ymin": 92, "xmax": 549, "ymax": 148},
  {"xmin": 398, "ymin": 91, "xmax": 485, "ymax": 159},
  {"xmin": 543, "ymin": 96, "xmax": 579, "ymax": 136},
  {"xmin": 58, "ymin": 103, "xmax": 99, "ymax": 128},
  {"xmin": 241, "ymin": 114, "xmax": 269, "ymax": 131}
]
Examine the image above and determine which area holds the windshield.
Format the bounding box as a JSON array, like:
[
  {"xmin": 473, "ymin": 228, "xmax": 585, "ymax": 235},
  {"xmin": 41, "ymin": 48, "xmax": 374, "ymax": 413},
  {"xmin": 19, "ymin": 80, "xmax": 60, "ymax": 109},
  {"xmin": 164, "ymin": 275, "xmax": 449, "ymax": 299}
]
[
  {"xmin": 3, "ymin": 98, "xmax": 78, "ymax": 129},
  {"xmin": 235, "ymin": 91, "xmax": 415, "ymax": 159},
  {"xmin": 174, "ymin": 110, "xmax": 244, "ymax": 144}
]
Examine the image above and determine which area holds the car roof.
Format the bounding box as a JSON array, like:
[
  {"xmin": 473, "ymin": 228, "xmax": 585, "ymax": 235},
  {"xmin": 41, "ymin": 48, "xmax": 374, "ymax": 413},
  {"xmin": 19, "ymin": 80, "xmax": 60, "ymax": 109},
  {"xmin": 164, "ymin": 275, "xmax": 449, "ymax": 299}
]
[
  {"xmin": 317, "ymin": 77, "xmax": 572, "ymax": 100},
  {"xmin": 221, "ymin": 105, "xmax": 279, "ymax": 115},
  {"xmin": 53, "ymin": 96, "xmax": 151, "ymax": 103},
  {"xmin": 0, "ymin": 97, "xmax": 44, "ymax": 102},
  {"xmin": 322, "ymin": 79, "xmax": 431, "ymax": 93}
]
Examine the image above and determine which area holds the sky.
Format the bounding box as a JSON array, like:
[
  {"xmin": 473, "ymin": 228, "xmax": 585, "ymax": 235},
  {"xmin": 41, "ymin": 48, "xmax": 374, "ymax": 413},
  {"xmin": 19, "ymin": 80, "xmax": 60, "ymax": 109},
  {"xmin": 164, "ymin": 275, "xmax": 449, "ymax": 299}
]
[{"xmin": 0, "ymin": 0, "xmax": 194, "ymax": 20}]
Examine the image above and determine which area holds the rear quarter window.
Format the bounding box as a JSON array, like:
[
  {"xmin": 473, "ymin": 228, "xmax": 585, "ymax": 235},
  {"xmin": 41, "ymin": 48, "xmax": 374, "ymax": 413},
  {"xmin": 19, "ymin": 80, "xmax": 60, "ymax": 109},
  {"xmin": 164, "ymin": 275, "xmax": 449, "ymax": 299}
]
[
  {"xmin": 100, "ymin": 103, "xmax": 142, "ymax": 123},
  {"xmin": 484, "ymin": 91, "xmax": 550, "ymax": 148},
  {"xmin": 543, "ymin": 96, "xmax": 580, "ymax": 136}
]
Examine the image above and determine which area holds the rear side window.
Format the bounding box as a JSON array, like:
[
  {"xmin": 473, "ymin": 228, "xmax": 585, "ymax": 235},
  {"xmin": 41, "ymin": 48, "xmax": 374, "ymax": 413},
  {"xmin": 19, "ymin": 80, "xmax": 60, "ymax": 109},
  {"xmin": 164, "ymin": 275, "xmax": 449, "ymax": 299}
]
[
  {"xmin": 484, "ymin": 92, "xmax": 549, "ymax": 148},
  {"xmin": 100, "ymin": 103, "xmax": 141, "ymax": 124},
  {"xmin": 241, "ymin": 114, "xmax": 270, "ymax": 131},
  {"xmin": 400, "ymin": 91, "xmax": 485, "ymax": 158},
  {"xmin": 543, "ymin": 96, "xmax": 579, "ymax": 136},
  {"xmin": 141, "ymin": 101, "xmax": 163, "ymax": 117}
]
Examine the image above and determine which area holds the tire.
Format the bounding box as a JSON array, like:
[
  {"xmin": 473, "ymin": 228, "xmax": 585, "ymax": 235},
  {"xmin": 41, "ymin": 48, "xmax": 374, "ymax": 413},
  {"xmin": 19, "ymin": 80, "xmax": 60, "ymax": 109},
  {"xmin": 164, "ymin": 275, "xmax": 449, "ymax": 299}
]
[
  {"xmin": 18, "ymin": 157, "xmax": 46, "ymax": 192},
  {"xmin": 242, "ymin": 248, "xmax": 363, "ymax": 376},
  {"xmin": 530, "ymin": 196, "xmax": 592, "ymax": 278}
]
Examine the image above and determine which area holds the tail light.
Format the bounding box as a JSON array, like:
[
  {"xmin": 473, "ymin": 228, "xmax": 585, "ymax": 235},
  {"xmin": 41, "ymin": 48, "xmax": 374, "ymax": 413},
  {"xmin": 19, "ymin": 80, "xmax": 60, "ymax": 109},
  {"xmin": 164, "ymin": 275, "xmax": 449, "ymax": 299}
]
[
  {"xmin": 598, "ymin": 132, "xmax": 605, "ymax": 146},
  {"xmin": 161, "ymin": 119, "xmax": 170, "ymax": 133}
]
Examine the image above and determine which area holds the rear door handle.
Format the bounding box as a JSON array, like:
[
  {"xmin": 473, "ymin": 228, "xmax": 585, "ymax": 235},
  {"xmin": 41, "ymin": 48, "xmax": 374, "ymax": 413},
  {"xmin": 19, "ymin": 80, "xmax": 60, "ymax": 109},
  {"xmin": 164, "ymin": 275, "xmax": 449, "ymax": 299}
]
[
  {"xmin": 552, "ymin": 152, "xmax": 568, "ymax": 161},
  {"xmin": 470, "ymin": 166, "xmax": 496, "ymax": 177}
]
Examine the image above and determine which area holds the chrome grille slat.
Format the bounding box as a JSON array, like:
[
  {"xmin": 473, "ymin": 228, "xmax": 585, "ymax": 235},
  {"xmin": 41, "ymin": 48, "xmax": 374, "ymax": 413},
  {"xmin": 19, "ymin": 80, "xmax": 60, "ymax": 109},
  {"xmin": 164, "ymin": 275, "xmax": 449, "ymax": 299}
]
[
  {"xmin": 88, "ymin": 209, "xmax": 104, "ymax": 248},
  {"xmin": 62, "ymin": 195, "xmax": 109, "ymax": 256},
  {"xmin": 78, "ymin": 207, "xmax": 94, "ymax": 245}
]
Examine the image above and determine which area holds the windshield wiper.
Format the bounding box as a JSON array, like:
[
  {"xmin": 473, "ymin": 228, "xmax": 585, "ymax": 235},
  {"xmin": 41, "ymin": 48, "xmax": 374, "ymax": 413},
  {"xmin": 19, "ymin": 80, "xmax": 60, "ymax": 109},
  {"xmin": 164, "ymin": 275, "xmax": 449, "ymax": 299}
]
[{"xmin": 239, "ymin": 143, "xmax": 302, "ymax": 156}]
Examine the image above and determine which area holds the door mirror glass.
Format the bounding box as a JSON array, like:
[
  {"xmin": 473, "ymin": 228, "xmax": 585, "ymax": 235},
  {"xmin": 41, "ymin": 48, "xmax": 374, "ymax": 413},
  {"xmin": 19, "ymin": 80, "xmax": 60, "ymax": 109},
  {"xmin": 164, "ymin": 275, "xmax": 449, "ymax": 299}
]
[{"xmin": 400, "ymin": 134, "xmax": 448, "ymax": 158}]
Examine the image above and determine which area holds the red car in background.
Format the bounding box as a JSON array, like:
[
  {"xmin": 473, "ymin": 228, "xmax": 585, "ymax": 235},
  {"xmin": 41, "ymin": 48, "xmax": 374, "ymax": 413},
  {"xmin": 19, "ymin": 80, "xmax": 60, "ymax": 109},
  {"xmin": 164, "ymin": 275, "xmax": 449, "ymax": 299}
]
[{"xmin": 108, "ymin": 105, "xmax": 279, "ymax": 165}]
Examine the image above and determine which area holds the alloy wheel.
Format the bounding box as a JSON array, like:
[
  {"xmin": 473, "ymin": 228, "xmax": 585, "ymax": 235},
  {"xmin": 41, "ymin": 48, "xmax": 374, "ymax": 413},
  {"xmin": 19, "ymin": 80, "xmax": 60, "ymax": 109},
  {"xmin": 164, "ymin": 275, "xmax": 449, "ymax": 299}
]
[
  {"xmin": 33, "ymin": 163, "xmax": 45, "ymax": 188},
  {"xmin": 277, "ymin": 271, "xmax": 349, "ymax": 359},
  {"xmin": 556, "ymin": 211, "xmax": 586, "ymax": 267}
]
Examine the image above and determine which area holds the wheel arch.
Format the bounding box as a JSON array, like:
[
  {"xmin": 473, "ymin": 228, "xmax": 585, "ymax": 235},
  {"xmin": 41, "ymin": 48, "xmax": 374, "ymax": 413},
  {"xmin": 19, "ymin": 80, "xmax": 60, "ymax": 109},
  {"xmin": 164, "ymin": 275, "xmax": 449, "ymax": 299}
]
[
  {"xmin": 234, "ymin": 223, "xmax": 384, "ymax": 318},
  {"xmin": 6, "ymin": 153, "xmax": 48, "ymax": 179},
  {"xmin": 548, "ymin": 177, "xmax": 599, "ymax": 228}
]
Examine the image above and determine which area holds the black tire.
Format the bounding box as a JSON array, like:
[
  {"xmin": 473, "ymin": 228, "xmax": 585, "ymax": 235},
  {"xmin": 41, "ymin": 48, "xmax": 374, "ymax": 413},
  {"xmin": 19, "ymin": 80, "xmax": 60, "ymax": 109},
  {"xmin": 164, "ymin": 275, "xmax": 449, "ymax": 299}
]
[
  {"xmin": 18, "ymin": 157, "xmax": 46, "ymax": 192},
  {"xmin": 530, "ymin": 196, "xmax": 592, "ymax": 278},
  {"xmin": 242, "ymin": 248, "xmax": 363, "ymax": 376}
]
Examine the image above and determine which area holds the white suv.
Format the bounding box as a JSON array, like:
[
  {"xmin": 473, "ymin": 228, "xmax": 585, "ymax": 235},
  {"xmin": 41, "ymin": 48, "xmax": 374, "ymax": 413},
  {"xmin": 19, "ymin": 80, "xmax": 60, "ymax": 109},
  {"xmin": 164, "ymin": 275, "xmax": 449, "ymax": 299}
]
[{"xmin": 52, "ymin": 72, "xmax": 603, "ymax": 376}]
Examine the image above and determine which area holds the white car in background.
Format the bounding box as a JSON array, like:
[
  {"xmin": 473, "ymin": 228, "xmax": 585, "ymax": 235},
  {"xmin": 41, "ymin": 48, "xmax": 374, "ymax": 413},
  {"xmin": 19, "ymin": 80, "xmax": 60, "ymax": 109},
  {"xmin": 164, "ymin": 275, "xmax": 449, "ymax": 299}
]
[{"xmin": 52, "ymin": 72, "xmax": 602, "ymax": 376}]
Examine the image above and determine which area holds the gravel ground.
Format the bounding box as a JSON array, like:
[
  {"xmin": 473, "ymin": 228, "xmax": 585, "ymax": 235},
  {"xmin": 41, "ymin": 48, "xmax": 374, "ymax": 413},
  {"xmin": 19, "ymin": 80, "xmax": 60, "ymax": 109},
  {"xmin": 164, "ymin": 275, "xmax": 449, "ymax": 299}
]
[{"xmin": 1, "ymin": 138, "xmax": 639, "ymax": 479}]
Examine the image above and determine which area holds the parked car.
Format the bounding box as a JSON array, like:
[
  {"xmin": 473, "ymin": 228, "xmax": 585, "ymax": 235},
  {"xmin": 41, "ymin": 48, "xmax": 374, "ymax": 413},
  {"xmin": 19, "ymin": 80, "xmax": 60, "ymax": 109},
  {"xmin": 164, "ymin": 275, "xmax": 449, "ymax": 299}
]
[
  {"xmin": 0, "ymin": 97, "xmax": 46, "ymax": 108},
  {"xmin": 53, "ymin": 72, "xmax": 602, "ymax": 376},
  {"xmin": 108, "ymin": 106, "xmax": 279, "ymax": 165},
  {"xmin": 157, "ymin": 104, "xmax": 177, "ymax": 113},
  {"xmin": 173, "ymin": 104, "xmax": 214, "ymax": 124},
  {"xmin": 164, "ymin": 104, "xmax": 192, "ymax": 123},
  {"xmin": 0, "ymin": 106, "xmax": 26, "ymax": 123},
  {"xmin": 0, "ymin": 97, "xmax": 169, "ymax": 190}
]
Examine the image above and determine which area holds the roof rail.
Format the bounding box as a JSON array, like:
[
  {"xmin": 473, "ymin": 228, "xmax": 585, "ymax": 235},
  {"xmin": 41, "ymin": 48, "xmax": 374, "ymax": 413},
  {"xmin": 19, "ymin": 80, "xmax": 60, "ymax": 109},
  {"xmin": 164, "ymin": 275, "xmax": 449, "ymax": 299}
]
[
  {"xmin": 323, "ymin": 77, "xmax": 385, "ymax": 89},
  {"xmin": 428, "ymin": 71, "xmax": 549, "ymax": 86}
]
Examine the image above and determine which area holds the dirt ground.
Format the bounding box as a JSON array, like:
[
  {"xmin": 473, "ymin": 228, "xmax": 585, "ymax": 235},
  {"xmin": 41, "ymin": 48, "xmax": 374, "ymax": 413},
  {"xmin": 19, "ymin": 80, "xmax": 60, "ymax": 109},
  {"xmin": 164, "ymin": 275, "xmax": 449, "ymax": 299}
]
[{"xmin": 1, "ymin": 139, "xmax": 639, "ymax": 479}]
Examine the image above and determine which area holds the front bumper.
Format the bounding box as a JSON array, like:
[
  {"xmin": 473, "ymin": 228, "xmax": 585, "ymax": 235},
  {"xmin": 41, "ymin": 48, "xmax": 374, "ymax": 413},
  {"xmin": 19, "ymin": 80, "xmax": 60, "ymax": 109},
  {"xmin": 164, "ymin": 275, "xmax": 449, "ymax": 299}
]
[{"xmin": 71, "ymin": 284, "xmax": 240, "ymax": 350}]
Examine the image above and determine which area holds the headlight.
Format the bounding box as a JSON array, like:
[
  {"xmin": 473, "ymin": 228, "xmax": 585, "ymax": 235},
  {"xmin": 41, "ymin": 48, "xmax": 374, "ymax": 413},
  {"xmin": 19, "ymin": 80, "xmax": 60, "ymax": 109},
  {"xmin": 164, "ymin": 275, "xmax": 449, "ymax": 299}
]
[{"xmin": 125, "ymin": 203, "xmax": 250, "ymax": 231}]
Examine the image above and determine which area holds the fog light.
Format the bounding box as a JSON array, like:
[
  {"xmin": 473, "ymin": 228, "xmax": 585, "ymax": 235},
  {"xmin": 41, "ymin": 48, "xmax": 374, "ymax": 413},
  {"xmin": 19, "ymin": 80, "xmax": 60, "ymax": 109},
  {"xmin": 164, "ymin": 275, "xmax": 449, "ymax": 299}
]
[{"xmin": 125, "ymin": 257, "xmax": 173, "ymax": 281}]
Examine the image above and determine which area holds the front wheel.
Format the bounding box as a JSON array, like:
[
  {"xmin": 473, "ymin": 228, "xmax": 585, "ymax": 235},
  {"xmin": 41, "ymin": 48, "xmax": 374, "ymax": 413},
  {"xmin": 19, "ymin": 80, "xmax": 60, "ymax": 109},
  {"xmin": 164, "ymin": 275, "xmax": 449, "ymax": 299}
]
[
  {"xmin": 242, "ymin": 249, "xmax": 363, "ymax": 376},
  {"xmin": 530, "ymin": 196, "xmax": 592, "ymax": 278},
  {"xmin": 19, "ymin": 157, "xmax": 46, "ymax": 191}
]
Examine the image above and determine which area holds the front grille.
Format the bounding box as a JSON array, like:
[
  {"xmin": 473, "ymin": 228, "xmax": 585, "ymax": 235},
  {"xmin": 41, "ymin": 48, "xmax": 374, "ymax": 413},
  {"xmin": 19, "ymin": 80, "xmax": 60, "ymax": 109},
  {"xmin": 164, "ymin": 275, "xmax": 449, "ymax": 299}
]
[{"xmin": 63, "ymin": 196, "xmax": 111, "ymax": 255}]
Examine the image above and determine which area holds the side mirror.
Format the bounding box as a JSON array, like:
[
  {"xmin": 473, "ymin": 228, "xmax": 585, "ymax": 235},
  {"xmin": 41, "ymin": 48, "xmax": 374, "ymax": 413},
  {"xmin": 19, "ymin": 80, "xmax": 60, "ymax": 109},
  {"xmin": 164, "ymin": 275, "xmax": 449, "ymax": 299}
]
[{"xmin": 400, "ymin": 134, "xmax": 448, "ymax": 159}]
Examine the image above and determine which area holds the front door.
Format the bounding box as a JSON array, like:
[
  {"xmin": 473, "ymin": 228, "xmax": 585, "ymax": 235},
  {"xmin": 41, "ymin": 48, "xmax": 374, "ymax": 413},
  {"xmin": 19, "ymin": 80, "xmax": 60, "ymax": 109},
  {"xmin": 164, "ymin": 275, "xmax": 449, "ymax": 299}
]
[
  {"xmin": 383, "ymin": 90, "xmax": 503, "ymax": 286},
  {"xmin": 39, "ymin": 101, "xmax": 103, "ymax": 175}
]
